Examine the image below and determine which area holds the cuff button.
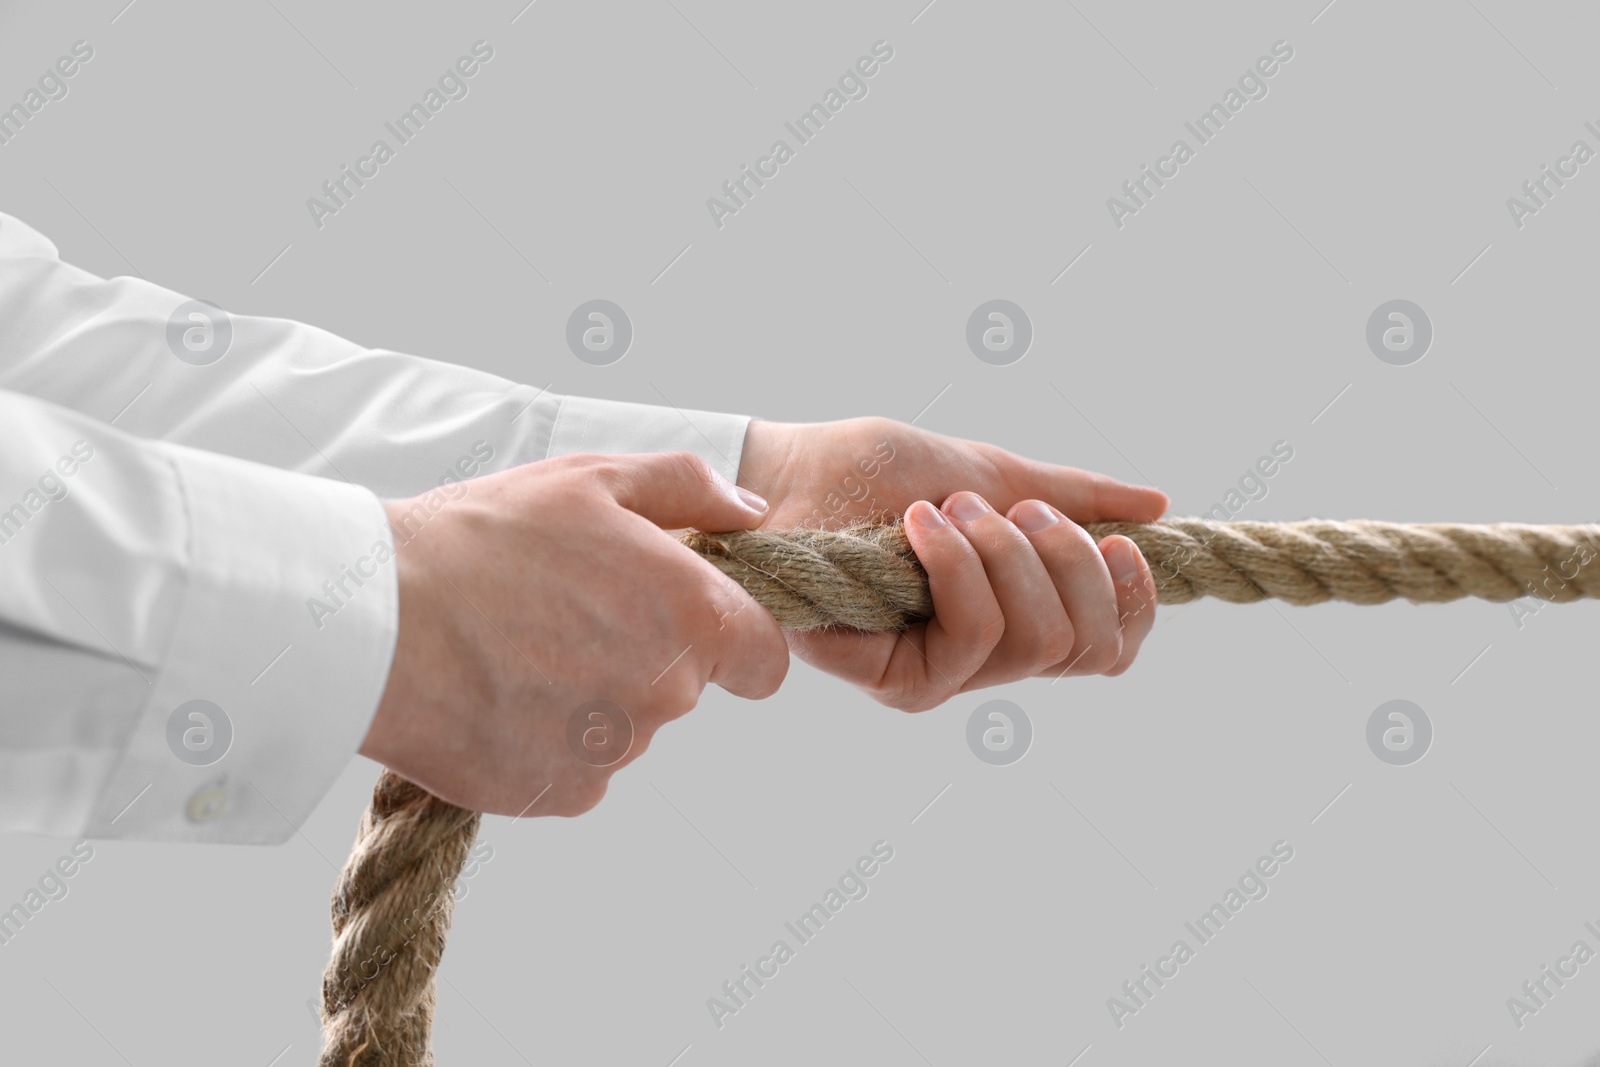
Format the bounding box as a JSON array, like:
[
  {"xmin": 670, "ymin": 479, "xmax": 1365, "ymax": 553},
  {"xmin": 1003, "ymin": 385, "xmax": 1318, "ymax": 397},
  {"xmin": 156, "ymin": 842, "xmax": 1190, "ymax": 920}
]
[{"xmin": 186, "ymin": 784, "xmax": 230, "ymax": 823}]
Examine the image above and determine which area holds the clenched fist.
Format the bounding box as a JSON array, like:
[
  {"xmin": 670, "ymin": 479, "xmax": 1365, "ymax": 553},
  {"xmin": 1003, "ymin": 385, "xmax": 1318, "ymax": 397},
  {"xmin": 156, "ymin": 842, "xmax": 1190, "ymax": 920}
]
[{"xmin": 360, "ymin": 452, "xmax": 789, "ymax": 817}]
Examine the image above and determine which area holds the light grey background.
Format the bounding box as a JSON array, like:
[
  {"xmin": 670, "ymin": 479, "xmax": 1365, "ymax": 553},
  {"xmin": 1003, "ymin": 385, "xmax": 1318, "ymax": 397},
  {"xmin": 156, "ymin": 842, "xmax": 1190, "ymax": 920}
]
[{"xmin": 2, "ymin": 1, "xmax": 1598, "ymax": 1064}]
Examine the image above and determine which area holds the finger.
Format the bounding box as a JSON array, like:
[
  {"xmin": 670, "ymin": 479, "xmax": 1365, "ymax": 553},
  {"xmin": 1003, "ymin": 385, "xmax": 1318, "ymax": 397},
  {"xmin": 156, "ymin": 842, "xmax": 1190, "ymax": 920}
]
[
  {"xmin": 1011, "ymin": 458, "xmax": 1169, "ymax": 524},
  {"xmin": 620, "ymin": 514, "xmax": 790, "ymax": 704},
  {"xmin": 1001, "ymin": 500, "xmax": 1124, "ymax": 679},
  {"xmin": 702, "ymin": 585, "xmax": 792, "ymax": 700},
  {"xmin": 900, "ymin": 498, "xmax": 1004, "ymax": 706},
  {"xmin": 677, "ymin": 551, "xmax": 789, "ymax": 701},
  {"xmin": 607, "ymin": 451, "xmax": 770, "ymax": 532},
  {"xmin": 938, "ymin": 492, "xmax": 1074, "ymax": 687},
  {"xmin": 794, "ymin": 499, "xmax": 1000, "ymax": 710},
  {"xmin": 784, "ymin": 622, "xmax": 900, "ymax": 692},
  {"xmin": 1099, "ymin": 535, "xmax": 1158, "ymax": 676}
]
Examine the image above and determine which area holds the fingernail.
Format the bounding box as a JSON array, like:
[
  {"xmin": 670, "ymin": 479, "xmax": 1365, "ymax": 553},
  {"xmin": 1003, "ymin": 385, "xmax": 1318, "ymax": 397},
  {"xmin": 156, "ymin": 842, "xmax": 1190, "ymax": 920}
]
[
  {"xmin": 736, "ymin": 487, "xmax": 768, "ymax": 513},
  {"xmin": 1105, "ymin": 537, "xmax": 1142, "ymax": 583},
  {"xmin": 1012, "ymin": 500, "xmax": 1059, "ymax": 533},
  {"xmin": 908, "ymin": 500, "xmax": 948, "ymax": 528},
  {"xmin": 943, "ymin": 492, "xmax": 989, "ymax": 521}
]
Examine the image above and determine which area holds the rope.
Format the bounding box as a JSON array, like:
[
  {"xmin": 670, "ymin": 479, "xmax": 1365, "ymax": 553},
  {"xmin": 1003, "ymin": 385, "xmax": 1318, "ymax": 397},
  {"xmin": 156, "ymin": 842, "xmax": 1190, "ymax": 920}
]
[
  {"xmin": 685, "ymin": 518, "xmax": 1600, "ymax": 621},
  {"xmin": 321, "ymin": 772, "xmax": 481, "ymax": 1067},
  {"xmin": 318, "ymin": 518, "xmax": 1600, "ymax": 1063}
]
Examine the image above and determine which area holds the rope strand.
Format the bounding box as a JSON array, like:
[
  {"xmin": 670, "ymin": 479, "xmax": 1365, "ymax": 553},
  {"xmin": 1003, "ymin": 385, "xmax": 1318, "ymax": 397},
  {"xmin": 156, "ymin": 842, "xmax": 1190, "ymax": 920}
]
[{"xmin": 320, "ymin": 518, "xmax": 1600, "ymax": 1063}]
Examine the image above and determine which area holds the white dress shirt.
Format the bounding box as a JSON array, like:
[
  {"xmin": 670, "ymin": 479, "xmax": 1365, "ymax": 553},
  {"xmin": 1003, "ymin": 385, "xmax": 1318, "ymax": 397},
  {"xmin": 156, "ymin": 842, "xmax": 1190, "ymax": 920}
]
[{"xmin": 0, "ymin": 210, "xmax": 751, "ymax": 845}]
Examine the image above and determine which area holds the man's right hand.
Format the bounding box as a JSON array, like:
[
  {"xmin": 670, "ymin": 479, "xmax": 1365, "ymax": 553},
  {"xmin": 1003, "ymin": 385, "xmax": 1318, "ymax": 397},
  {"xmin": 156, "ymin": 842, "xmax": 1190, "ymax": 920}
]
[{"xmin": 359, "ymin": 452, "xmax": 789, "ymax": 818}]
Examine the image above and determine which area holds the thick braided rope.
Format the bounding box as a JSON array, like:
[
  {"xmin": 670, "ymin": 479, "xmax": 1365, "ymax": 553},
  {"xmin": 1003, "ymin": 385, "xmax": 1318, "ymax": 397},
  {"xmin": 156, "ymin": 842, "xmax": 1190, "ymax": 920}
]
[
  {"xmin": 321, "ymin": 772, "xmax": 481, "ymax": 1066},
  {"xmin": 320, "ymin": 518, "xmax": 1600, "ymax": 1064},
  {"xmin": 683, "ymin": 518, "xmax": 1600, "ymax": 624}
]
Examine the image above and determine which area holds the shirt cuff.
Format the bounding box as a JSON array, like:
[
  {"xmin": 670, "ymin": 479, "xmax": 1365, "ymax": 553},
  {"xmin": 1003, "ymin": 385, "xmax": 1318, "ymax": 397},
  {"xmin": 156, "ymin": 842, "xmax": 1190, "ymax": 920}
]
[
  {"xmin": 85, "ymin": 444, "xmax": 397, "ymax": 843},
  {"xmin": 547, "ymin": 394, "xmax": 752, "ymax": 484}
]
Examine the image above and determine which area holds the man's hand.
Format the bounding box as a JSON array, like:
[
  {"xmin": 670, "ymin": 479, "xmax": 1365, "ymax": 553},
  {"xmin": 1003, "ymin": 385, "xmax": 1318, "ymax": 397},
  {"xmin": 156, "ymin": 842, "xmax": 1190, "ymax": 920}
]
[
  {"xmin": 360, "ymin": 452, "xmax": 789, "ymax": 817},
  {"xmin": 738, "ymin": 417, "xmax": 1168, "ymax": 711}
]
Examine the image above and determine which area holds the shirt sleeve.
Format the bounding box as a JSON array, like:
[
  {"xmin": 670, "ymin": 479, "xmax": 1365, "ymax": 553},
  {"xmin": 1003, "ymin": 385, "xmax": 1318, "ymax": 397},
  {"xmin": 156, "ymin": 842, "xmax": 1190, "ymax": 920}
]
[
  {"xmin": 0, "ymin": 209, "xmax": 753, "ymax": 845},
  {"xmin": 0, "ymin": 209, "xmax": 752, "ymax": 493},
  {"xmin": 0, "ymin": 389, "xmax": 397, "ymax": 844}
]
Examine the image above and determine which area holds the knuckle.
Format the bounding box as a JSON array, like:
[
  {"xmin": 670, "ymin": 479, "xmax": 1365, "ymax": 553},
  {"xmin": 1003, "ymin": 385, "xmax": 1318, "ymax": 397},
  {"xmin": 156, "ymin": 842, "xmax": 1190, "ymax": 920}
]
[
  {"xmin": 875, "ymin": 684, "xmax": 930, "ymax": 714},
  {"xmin": 858, "ymin": 415, "xmax": 898, "ymax": 439},
  {"xmin": 973, "ymin": 612, "xmax": 1007, "ymax": 652},
  {"xmin": 541, "ymin": 451, "xmax": 585, "ymax": 473},
  {"xmin": 877, "ymin": 678, "xmax": 955, "ymax": 714},
  {"xmin": 557, "ymin": 452, "xmax": 614, "ymax": 479},
  {"xmin": 1035, "ymin": 619, "xmax": 1076, "ymax": 668},
  {"xmin": 1062, "ymin": 520, "xmax": 1102, "ymax": 558},
  {"xmin": 1103, "ymin": 653, "xmax": 1137, "ymax": 678},
  {"xmin": 549, "ymin": 776, "xmax": 610, "ymax": 818},
  {"xmin": 570, "ymin": 778, "xmax": 611, "ymax": 816},
  {"xmin": 634, "ymin": 672, "xmax": 700, "ymax": 721},
  {"xmin": 1080, "ymin": 635, "xmax": 1123, "ymax": 674},
  {"xmin": 579, "ymin": 454, "xmax": 634, "ymax": 495},
  {"xmin": 667, "ymin": 450, "xmax": 721, "ymax": 491},
  {"xmin": 654, "ymin": 677, "xmax": 703, "ymax": 719},
  {"xmin": 751, "ymin": 650, "xmax": 790, "ymax": 699}
]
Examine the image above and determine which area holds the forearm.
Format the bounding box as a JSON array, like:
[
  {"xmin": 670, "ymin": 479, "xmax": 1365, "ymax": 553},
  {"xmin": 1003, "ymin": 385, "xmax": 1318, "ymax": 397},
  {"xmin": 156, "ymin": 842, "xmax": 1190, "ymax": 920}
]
[
  {"xmin": 0, "ymin": 389, "xmax": 396, "ymax": 843},
  {"xmin": 0, "ymin": 211, "xmax": 751, "ymax": 495}
]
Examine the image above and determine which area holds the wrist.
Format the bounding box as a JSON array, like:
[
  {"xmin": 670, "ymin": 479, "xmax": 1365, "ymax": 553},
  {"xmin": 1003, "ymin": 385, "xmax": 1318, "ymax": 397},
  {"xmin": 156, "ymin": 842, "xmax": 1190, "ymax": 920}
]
[
  {"xmin": 360, "ymin": 499, "xmax": 437, "ymax": 767},
  {"xmin": 737, "ymin": 419, "xmax": 799, "ymax": 506}
]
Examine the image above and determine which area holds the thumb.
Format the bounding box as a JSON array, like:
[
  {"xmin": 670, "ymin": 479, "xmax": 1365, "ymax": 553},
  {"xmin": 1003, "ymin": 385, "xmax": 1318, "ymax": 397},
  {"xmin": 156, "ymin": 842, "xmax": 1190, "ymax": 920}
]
[{"xmin": 607, "ymin": 451, "xmax": 769, "ymax": 531}]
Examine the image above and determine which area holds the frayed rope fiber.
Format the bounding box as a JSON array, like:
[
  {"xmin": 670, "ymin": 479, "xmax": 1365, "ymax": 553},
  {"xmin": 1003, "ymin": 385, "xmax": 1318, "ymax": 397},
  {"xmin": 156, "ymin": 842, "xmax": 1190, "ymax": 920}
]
[{"xmin": 320, "ymin": 518, "xmax": 1600, "ymax": 1065}]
